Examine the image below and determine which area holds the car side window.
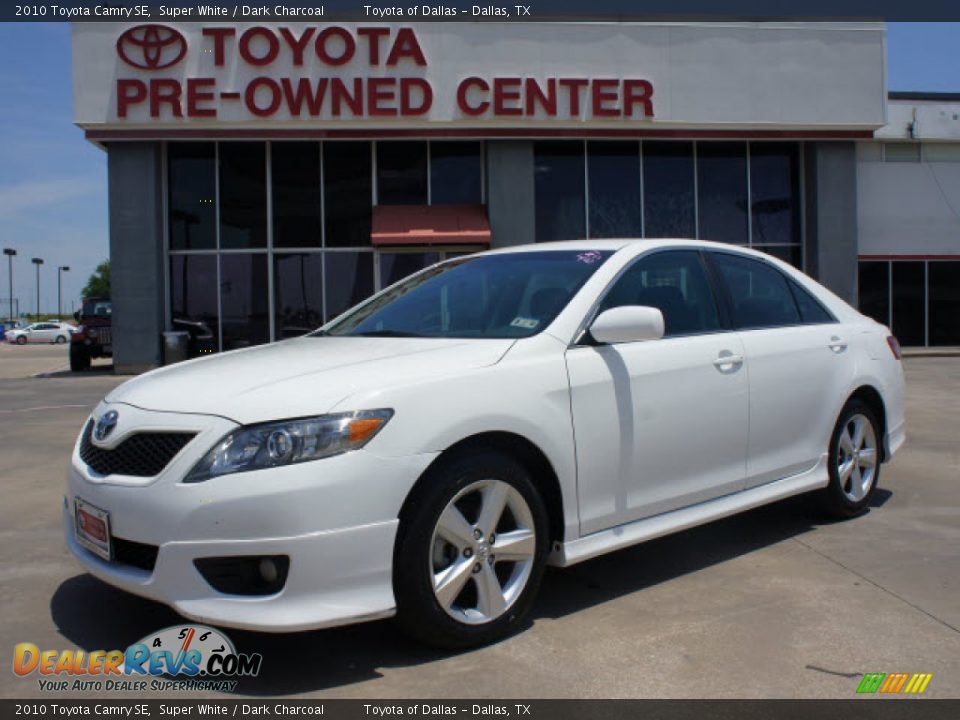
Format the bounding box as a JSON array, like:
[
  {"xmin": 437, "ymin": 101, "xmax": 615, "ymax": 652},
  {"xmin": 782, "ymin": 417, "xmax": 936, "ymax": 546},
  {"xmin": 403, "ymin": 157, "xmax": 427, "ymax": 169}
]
[
  {"xmin": 711, "ymin": 253, "xmax": 801, "ymax": 329},
  {"xmin": 788, "ymin": 279, "xmax": 835, "ymax": 324},
  {"xmin": 598, "ymin": 251, "xmax": 721, "ymax": 337}
]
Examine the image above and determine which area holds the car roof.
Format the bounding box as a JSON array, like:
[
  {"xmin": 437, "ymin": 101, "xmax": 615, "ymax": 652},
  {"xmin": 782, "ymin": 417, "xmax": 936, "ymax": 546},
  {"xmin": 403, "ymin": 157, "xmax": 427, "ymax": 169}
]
[{"xmin": 482, "ymin": 237, "xmax": 783, "ymax": 260}]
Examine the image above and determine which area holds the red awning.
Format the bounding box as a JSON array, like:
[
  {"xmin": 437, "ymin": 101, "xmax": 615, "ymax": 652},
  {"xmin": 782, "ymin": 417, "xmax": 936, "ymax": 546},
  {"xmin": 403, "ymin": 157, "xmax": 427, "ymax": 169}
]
[{"xmin": 371, "ymin": 204, "xmax": 491, "ymax": 246}]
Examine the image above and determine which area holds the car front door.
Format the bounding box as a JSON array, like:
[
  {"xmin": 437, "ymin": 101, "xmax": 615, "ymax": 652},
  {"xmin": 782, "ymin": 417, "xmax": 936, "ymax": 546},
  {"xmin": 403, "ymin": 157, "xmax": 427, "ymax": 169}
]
[
  {"xmin": 566, "ymin": 250, "xmax": 749, "ymax": 535},
  {"xmin": 708, "ymin": 251, "xmax": 854, "ymax": 488}
]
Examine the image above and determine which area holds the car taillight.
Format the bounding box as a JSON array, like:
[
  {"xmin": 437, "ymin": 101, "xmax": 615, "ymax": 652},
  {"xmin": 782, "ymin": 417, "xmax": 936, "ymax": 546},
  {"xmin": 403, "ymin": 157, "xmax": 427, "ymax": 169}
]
[{"xmin": 886, "ymin": 335, "xmax": 902, "ymax": 360}]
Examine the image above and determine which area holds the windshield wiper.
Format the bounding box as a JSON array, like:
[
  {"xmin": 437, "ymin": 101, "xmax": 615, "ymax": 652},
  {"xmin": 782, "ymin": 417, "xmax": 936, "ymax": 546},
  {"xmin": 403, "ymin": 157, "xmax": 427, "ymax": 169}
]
[{"xmin": 351, "ymin": 330, "xmax": 426, "ymax": 338}]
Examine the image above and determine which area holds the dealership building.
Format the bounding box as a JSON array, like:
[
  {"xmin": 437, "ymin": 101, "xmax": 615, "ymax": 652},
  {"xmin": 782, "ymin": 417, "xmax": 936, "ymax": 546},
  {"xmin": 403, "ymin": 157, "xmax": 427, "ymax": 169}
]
[{"xmin": 70, "ymin": 21, "xmax": 960, "ymax": 372}]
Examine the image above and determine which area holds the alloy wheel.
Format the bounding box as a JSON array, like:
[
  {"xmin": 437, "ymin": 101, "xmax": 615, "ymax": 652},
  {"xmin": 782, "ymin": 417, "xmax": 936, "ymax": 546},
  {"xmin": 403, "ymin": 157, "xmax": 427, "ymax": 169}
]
[
  {"xmin": 836, "ymin": 413, "xmax": 878, "ymax": 502},
  {"xmin": 429, "ymin": 479, "xmax": 537, "ymax": 625}
]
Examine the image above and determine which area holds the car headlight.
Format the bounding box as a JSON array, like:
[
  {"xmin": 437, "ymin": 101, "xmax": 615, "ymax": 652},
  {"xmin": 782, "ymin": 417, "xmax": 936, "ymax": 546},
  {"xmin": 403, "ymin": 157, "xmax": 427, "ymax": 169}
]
[{"xmin": 183, "ymin": 409, "xmax": 394, "ymax": 483}]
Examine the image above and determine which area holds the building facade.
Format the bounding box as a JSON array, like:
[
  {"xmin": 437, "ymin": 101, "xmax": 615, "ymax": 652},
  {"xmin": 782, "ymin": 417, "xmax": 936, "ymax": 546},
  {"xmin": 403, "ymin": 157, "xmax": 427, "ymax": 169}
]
[{"xmin": 71, "ymin": 22, "xmax": 957, "ymax": 372}]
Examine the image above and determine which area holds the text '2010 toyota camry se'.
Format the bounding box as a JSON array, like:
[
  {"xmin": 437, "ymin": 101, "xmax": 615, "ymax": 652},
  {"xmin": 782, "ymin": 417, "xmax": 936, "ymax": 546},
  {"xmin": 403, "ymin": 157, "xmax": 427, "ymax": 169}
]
[{"xmin": 65, "ymin": 239, "xmax": 905, "ymax": 648}]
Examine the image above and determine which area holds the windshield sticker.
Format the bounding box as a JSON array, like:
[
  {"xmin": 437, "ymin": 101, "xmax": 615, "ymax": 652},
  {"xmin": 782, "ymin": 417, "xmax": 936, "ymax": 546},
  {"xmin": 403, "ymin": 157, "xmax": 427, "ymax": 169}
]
[
  {"xmin": 510, "ymin": 317, "xmax": 540, "ymax": 329},
  {"xmin": 576, "ymin": 251, "xmax": 604, "ymax": 264}
]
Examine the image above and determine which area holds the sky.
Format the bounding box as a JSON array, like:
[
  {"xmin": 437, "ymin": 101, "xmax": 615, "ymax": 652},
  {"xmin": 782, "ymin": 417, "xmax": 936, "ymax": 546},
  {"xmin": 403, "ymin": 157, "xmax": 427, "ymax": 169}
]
[{"xmin": 0, "ymin": 22, "xmax": 957, "ymax": 318}]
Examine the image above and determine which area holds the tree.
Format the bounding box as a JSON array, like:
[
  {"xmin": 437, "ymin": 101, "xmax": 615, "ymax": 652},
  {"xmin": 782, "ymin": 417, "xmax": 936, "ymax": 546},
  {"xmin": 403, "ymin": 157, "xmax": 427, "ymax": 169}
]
[{"xmin": 82, "ymin": 261, "xmax": 111, "ymax": 298}]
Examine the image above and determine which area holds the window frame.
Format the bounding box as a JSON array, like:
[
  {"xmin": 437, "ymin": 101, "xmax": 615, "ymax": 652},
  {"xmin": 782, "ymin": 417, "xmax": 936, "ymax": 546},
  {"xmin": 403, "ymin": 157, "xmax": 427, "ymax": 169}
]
[
  {"xmin": 574, "ymin": 247, "xmax": 731, "ymax": 346},
  {"xmin": 704, "ymin": 250, "xmax": 837, "ymax": 331}
]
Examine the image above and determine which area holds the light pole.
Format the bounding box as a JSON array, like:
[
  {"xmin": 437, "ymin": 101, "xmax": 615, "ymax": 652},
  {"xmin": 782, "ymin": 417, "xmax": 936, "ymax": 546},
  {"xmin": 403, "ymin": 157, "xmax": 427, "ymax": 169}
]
[
  {"xmin": 31, "ymin": 258, "xmax": 43, "ymax": 319},
  {"xmin": 2, "ymin": 248, "xmax": 14, "ymax": 322},
  {"xmin": 58, "ymin": 266, "xmax": 70, "ymax": 319}
]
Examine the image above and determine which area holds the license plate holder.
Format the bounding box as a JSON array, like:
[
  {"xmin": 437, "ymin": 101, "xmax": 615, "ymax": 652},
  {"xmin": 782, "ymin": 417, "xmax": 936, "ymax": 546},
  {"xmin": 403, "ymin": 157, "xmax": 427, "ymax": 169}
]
[{"xmin": 74, "ymin": 497, "xmax": 112, "ymax": 561}]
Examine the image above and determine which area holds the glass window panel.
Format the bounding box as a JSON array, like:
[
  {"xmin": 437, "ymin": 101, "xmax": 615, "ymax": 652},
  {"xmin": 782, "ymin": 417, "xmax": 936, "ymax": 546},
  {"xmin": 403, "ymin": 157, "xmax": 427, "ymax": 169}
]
[
  {"xmin": 325, "ymin": 252, "xmax": 374, "ymax": 321},
  {"xmin": 170, "ymin": 254, "xmax": 218, "ymax": 354},
  {"xmin": 754, "ymin": 245, "xmax": 802, "ymax": 268},
  {"xmin": 219, "ymin": 143, "xmax": 267, "ymax": 249},
  {"xmin": 380, "ymin": 252, "xmax": 441, "ymax": 288},
  {"xmin": 377, "ymin": 141, "xmax": 428, "ymax": 205},
  {"xmin": 272, "ymin": 142, "xmax": 321, "ymax": 248},
  {"xmin": 168, "ymin": 143, "xmax": 216, "ymax": 250},
  {"xmin": 220, "ymin": 253, "xmax": 269, "ymax": 350},
  {"xmin": 788, "ymin": 279, "xmax": 834, "ymax": 324},
  {"xmin": 599, "ymin": 250, "xmax": 720, "ymax": 337},
  {"xmin": 891, "ymin": 261, "xmax": 925, "ymax": 346},
  {"xmin": 697, "ymin": 142, "xmax": 748, "ymax": 244},
  {"xmin": 324, "ymin": 142, "xmax": 372, "ymax": 247},
  {"xmin": 749, "ymin": 142, "xmax": 801, "ymax": 246},
  {"xmin": 712, "ymin": 252, "xmax": 801, "ymax": 329},
  {"xmin": 534, "ymin": 141, "xmax": 585, "ymax": 242},
  {"xmin": 884, "ymin": 143, "xmax": 921, "ymax": 162},
  {"xmin": 587, "ymin": 141, "xmax": 642, "ymax": 238},
  {"xmin": 274, "ymin": 253, "xmax": 323, "ymax": 340},
  {"xmin": 858, "ymin": 261, "xmax": 889, "ymax": 327},
  {"xmin": 643, "ymin": 142, "xmax": 695, "ymax": 238},
  {"xmin": 929, "ymin": 261, "xmax": 960, "ymax": 346},
  {"xmin": 430, "ymin": 142, "xmax": 482, "ymax": 205},
  {"xmin": 923, "ymin": 144, "xmax": 960, "ymax": 162}
]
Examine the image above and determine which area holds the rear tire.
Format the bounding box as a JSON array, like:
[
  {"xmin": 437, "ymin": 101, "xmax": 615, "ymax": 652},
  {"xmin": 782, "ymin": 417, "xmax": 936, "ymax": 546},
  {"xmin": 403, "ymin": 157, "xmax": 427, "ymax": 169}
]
[
  {"xmin": 817, "ymin": 400, "xmax": 882, "ymax": 519},
  {"xmin": 56, "ymin": 335, "xmax": 67, "ymax": 344},
  {"xmin": 69, "ymin": 345, "xmax": 91, "ymax": 371},
  {"xmin": 394, "ymin": 449, "xmax": 549, "ymax": 649}
]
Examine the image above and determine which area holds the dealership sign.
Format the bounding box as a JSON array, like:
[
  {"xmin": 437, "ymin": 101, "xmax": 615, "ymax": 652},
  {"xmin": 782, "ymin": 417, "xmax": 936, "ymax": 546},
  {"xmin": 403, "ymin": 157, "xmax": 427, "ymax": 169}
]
[{"xmin": 112, "ymin": 24, "xmax": 654, "ymax": 121}]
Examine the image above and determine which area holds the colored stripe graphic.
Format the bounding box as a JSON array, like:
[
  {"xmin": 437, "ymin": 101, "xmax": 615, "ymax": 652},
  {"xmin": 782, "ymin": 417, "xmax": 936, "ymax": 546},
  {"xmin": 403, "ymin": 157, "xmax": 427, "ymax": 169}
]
[
  {"xmin": 857, "ymin": 673, "xmax": 886, "ymax": 693},
  {"xmin": 857, "ymin": 672, "xmax": 932, "ymax": 694}
]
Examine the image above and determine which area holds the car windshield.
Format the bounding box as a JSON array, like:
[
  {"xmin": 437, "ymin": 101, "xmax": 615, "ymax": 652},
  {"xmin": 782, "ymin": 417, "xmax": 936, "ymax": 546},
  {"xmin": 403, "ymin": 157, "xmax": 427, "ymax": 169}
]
[
  {"xmin": 321, "ymin": 250, "xmax": 613, "ymax": 339},
  {"xmin": 82, "ymin": 300, "xmax": 112, "ymax": 317}
]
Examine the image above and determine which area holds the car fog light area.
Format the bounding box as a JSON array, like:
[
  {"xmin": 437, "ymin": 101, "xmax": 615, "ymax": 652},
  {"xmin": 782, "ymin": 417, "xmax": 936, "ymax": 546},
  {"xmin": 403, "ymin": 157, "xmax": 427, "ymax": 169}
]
[
  {"xmin": 193, "ymin": 555, "xmax": 290, "ymax": 596},
  {"xmin": 183, "ymin": 409, "xmax": 393, "ymax": 483}
]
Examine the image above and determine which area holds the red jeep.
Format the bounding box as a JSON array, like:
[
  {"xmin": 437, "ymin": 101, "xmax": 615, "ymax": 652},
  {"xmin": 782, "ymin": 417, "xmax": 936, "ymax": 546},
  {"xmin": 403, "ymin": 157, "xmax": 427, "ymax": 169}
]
[{"xmin": 70, "ymin": 297, "xmax": 112, "ymax": 371}]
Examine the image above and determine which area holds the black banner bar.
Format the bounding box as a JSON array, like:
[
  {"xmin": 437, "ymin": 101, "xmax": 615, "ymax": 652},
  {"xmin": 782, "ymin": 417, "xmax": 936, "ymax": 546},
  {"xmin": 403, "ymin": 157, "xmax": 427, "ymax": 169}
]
[
  {"xmin": 2, "ymin": 700, "xmax": 960, "ymax": 720},
  {"xmin": 6, "ymin": 1, "xmax": 960, "ymax": 23}
]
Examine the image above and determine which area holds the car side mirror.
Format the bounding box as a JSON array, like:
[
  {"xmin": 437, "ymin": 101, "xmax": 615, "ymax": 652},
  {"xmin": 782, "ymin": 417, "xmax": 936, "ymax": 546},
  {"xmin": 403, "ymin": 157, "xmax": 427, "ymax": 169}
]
[{"xmin": 589, "ymin": 306, "xmax": 665, "ymax": 344}]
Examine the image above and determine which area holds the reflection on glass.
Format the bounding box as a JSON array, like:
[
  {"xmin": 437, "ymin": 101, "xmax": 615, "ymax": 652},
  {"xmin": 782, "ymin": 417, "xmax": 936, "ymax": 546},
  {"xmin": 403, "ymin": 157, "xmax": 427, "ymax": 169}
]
[
  {"xmin": 929, "ymin": 262, "xmax": 960, "ymax": 346},
  {"xmin": 750, "ymin": 143, "xmax": 801, "ymax": 246},
  {"xmin": 325, "ymin": 142, "xmax": 372, "ymax": 247},
  {"xmin": 220, "ymin": 143, "xmax": 267, "ymax": 249},
  {"xmin": 274, "ymin": 253, "xmax": 323, "ymax": 340},
  {"xmin": 380, "ymin": 252, "xmax": 441, "ymax": 288},
  {"xmin": 697, "ymin": 142, "xmax": 748, "ymax": 244},
  {"xmin": 892, "ymin": 261, "xmax": 925, "ymax": 346},
  {"xmin": 534, "ymin": 142, "xmax": 585, "ymax": 241},
  {"xmin": 587, "ymin": 142, "xmax": 642, "ymax": 238},
  {"xmin": 643, "ymin": 142, "xmax": 694, "ymax": 238},
  {"xmin": 272, "ymin": 142, "xmax": 321, "ymax": 248},
  {"xmin": 858, "ymin": 261, "xmax": 889, "ymax": 327},
  {"xmin": 430, "ymin": 142, "xmax": 483, "ymax": 205},
  {"xmin": 325, "ymin": 252, "xmax": 374, "ymax": 320},
  {"xmin": 754, "ymin": 245, "xmax": 802, "ymax": 268},
  {"xmin": 377, "ymin": 141, "xmax": 428, "ymax": 205},
  {"xmin": 168, "ymin": 143, "xmax": 216, "ymax": 250},
  {"xmin": 170, "ymin": 254, "xmax": 219, "ymax": 354},
  {"xmin": 220, "ymin": 253, "xmax": 270, "ymax": 350}
]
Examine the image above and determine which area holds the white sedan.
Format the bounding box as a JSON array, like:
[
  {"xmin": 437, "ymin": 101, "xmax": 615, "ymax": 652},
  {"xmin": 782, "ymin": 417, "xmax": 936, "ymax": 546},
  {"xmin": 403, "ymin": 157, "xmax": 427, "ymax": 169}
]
[
  {"xmin": 64, "ymin": 239, "xmax": 905, "ymax": 648},
  {"xmin": 6, "ymin": 322, "xmax": 72, "ymax": 345}
]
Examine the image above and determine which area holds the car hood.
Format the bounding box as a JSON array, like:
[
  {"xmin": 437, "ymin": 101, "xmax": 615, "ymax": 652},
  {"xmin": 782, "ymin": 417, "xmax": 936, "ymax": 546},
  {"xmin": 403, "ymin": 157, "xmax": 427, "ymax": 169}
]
[{"xmin": 106, "ymin": 335, "xmax": 515, "ymax": 424}]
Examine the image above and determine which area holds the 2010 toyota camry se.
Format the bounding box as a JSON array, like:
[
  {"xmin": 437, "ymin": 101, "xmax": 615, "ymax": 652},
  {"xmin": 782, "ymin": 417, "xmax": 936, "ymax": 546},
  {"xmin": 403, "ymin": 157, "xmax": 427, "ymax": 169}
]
[{"xmin": 65, "ymin": 239, "xmax": 905, "ymax": 648}]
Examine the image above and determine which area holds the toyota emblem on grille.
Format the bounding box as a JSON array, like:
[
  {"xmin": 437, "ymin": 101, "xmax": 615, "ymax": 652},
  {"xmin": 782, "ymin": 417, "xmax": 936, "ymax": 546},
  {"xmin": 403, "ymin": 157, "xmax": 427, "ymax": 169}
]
[{"xmin": 94, "ymin": 411, "xmax": 119, "ymax": 441}]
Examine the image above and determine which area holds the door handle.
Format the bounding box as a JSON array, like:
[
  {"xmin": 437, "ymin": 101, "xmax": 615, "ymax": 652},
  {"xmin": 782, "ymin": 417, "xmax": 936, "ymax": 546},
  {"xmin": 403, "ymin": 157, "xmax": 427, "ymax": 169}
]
[
  {"xmin": 713, "ymin": 352, "xmax": 744, "ymax": 369},
  {"xmin": 828, "ymin": 336, "xmax": 848, "ymax": 353}
]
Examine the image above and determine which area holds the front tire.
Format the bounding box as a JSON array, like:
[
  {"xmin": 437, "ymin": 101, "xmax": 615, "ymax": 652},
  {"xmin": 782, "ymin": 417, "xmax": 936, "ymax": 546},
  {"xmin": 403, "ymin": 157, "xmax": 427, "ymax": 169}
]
[
  {"xmin": 16, "ymin": 336, "xmax": 26, "ymax": 345},
  {"xmin": 817, "ymin": 400, "xmax": 882, "ymax": 518},
  {"xmin": 394, "ymin": 450, "xmax": 549, "ymax": 649},
  {"xmin": 69, "ymin": 345, "xmax": 91, "ymax": 371}
]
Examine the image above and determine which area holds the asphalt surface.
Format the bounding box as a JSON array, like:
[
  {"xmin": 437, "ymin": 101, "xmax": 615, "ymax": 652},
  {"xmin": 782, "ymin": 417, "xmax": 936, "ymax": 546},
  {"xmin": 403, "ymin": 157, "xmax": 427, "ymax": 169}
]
[{"xmin": 0, "ymin": 343, "xmax": 957, "ymax": 699}]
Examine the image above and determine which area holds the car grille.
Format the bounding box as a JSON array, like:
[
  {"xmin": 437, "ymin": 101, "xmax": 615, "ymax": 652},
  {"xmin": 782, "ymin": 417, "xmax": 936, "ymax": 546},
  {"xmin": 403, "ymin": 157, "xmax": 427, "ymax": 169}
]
[
  {"xmin": 113, "ymin": 537, "xmax": 159, "ymax": 572},
  {"xmin": 93, "ymin": 327, "xmax": 112, "ymax": 345},
  {"xmin": 79, "ymin": 419, "xmax": 196, "ymax": 477}
]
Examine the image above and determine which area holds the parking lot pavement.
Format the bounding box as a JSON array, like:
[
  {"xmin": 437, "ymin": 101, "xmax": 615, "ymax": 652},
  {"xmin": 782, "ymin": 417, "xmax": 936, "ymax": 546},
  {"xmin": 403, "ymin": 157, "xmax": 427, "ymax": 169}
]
[
  {"xmin": 0, "ymin": 342, "xmax": 112, "ymax": 380},
  {"xmin": 1, "ymin": 358, "xmax": 957, "ymax": 699}
]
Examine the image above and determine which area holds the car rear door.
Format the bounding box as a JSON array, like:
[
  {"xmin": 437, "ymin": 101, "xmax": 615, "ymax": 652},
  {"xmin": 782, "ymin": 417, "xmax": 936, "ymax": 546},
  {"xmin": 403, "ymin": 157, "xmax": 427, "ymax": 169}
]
[
  {"xmin": 707, "ymin": 251, "xmax": 854, "ymax": 489},
  {"xmin": 566, "ymin": 249, "xmax": 749, "ymax": 535}
]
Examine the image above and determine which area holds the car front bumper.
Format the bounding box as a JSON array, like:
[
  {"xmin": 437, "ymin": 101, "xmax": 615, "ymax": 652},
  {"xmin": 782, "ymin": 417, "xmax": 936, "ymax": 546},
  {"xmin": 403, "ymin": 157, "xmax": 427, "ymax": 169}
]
[{"xmin": 64, "ymin": 403, "xmax": 438, "ymax": 632}]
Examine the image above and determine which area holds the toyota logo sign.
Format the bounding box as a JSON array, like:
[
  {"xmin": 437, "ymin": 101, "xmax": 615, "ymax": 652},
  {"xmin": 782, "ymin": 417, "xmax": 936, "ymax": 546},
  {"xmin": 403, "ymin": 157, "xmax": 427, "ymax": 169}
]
[{"xmin": 116, "ymin": 25, "xmax": 187, "ymax": 70}]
